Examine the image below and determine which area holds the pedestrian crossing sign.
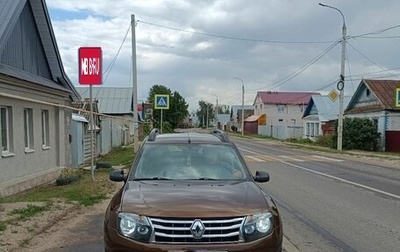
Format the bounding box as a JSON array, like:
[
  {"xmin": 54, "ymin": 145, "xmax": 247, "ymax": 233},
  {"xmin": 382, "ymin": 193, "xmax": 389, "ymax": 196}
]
[{"xmin": 155, "ymin": 94, "xmax": 170, "ymax": 109}]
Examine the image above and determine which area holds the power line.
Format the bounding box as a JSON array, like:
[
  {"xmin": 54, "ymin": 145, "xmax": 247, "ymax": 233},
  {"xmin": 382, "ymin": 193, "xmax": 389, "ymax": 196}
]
[
  {"xmin": 347, "ymin": 42, "xmax": 400, "ymax": 79},
  {"xmin": 350, "ymin": 24, "xmax": 400, "ymax": 39},
  {"xmin": 248, "ymin": 39, "xmax": 341, "ymax": 92},
  {"xmin": 137, "ymin": 20, "xmax": 336, "ymax": 45}
]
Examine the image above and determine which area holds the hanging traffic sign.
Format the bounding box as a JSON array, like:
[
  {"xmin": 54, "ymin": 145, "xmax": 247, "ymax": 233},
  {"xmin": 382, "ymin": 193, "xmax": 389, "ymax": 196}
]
[
  {"xmin": 155, "ymin": 94, "xmax": 170, "ymax": 109},
  {"xmin": 328, "ymin": 89, "xmax": 339, "ymax": 102}
]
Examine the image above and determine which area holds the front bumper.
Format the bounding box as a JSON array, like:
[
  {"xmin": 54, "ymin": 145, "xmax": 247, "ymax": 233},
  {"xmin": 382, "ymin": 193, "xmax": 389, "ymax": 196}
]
[{"xmin": 104, "ymin": 225, "xmax": 282, "ymax": 252}]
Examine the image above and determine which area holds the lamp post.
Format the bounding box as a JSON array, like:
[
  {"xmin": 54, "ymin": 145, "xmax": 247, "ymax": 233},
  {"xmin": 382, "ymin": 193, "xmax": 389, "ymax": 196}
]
[
  {"xmin": 233, "ymin": 77, "xmax": 245, "ymax": 136},
  {"xmin": 319, "ymin": 3, "xmax": 346, "ymax": 151},
  {"xmin": 211, "ymin": 94, "xmax": 218, "ymax": 129}
]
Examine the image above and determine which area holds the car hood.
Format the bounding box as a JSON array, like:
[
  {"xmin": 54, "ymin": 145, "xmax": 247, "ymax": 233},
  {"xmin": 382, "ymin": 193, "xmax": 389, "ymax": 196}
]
[{"xmin": 120, "ymin": 181, "xmax": 270, "ymax": 217}]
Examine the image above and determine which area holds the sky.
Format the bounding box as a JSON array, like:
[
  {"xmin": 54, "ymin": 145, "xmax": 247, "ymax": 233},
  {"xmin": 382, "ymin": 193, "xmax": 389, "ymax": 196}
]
[{"xmin": 46, "ymin": 0, "xmax": 400, "ymax": 113}]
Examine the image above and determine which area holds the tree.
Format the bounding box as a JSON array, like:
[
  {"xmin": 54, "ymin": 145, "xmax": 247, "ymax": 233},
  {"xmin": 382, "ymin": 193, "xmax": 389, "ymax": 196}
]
[
  {"xmin": 147, "ymin": 85, "xmax": 189, "ymax": 131},
  {"xmin": 332, "ymin": 117, "xmax": 381, "ymax": 151},
  {"xmin": 196, "ymin": 100, "xmax": 215, "ymax": 127}
]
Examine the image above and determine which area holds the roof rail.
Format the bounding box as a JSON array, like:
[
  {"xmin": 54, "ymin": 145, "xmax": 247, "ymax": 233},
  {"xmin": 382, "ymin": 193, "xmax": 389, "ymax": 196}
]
[
  {"xmin": 210, "ymin": 129, "xmax": 230, "ymax": 143},
  {"xmin": 148, "ymin": 128, "xmax": 160, "ymax": 141}
]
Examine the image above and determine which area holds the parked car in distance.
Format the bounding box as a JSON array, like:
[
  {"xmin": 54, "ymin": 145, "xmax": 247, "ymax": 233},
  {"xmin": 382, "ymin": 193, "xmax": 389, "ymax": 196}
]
[{"xmin": 104, "ymin": 128, "xmax": 283, "ymax": 252}]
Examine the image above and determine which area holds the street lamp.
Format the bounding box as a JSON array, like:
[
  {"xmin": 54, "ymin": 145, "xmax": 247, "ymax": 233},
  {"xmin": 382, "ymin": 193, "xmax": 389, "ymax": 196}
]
[
  {"xmin": 211, "ymin": 94, "xmax": 218, "ymax": 128},
  {"xmin": 233, "ymin": 77, "xmax": 245, "ymax": 136},
  {"xmin": 319, "ymin": 3, "xmax": 346, "ymax": 151}
]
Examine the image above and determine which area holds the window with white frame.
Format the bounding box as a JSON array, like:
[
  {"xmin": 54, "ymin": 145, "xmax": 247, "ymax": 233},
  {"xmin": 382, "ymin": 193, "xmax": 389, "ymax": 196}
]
[
  {"xmin": 24, "ymin": 108, "xmax": 34, "ymax": 151},
  {"xmin": 277, "ymin": 105, "xmax": 285, "ymax": 113},
  {"xmin": 306, "ymin": 122, "xmax": 320, "ymax": 137},
  {"xmin": 41, "ymin": 110, "xmax": 50, "ymax": 148},
  {"xmin": 1, "ymin": 106, "xmax": 13, "ymax": 154}
]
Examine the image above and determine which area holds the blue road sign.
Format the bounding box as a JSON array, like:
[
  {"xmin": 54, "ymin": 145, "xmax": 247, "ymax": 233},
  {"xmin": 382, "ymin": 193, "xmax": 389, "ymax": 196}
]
[{"xmin": 155, "ymin": 94, "xmax": 170, "ymax": 109}]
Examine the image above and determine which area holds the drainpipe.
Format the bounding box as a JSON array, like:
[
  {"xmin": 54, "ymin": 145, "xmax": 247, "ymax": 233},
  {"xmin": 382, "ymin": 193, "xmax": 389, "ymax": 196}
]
[{"xmin": 383, "ymin": 111, "xmax": 388, "ymax": 151}]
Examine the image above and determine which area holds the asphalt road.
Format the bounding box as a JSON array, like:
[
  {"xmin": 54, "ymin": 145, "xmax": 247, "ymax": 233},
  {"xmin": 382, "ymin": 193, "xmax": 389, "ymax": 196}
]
[
  {"xmin": 232, "ymin": 137, "xmax": 400, "ymax": 252},
  {"xmin": 29, "ymin": 137, "xmax": 400, "ymax": 252}
]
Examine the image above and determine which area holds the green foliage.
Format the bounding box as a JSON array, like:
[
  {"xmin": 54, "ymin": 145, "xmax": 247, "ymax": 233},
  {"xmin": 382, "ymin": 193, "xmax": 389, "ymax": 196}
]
[
  {"xmin": 147, "ymin": 85, "xmax": 189, "ymax": 129},
  {"xmin": 315, "ymin": 135, "xmax": 334, "ymax": 147},
  {"xmin": 196, "ymin": 100, "xmax": 215, "ymax": 127},
  {"xmin": 141, "ymin": 122, "xmax": 152, "ymax": 140},
  {"xmin": 0, "ymin": 222, "xmax": 6, "ymax": 232},
  {"xmin": 286, "ymin": 137, "xmax": 313, "ymax": 144},
  {"xmin": 332, "ymin": 118, "xmax": 381, "ymax": 151},
  {"xmin": 10, "ymin": 204, "xmax": 50, "ymax": 220},
  {"xmin": 97, "ymin": 145, "xmax": 135, "ymax": 169}
]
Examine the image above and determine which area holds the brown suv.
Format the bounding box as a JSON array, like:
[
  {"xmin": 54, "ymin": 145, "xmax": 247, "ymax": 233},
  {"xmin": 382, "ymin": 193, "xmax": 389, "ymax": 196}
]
[{"xmin": 104, "ymin": 129, "xmax": 283, "ymax": 252}]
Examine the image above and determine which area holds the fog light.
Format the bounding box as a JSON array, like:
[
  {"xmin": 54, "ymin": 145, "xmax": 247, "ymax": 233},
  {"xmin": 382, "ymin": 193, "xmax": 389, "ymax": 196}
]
[
  {"xmin": 244, "ymin": 225, "xmax": 255, "ymax": 234},
  {"xmin": 138, "ymin": 226, "xmax": 150, "ymax": 235}
]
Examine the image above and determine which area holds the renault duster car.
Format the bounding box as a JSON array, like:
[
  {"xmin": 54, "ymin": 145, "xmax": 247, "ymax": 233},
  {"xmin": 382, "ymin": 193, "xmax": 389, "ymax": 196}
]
[{"xmin": 104, "ymin": 129, "xmax": 283, "ymax": 251}]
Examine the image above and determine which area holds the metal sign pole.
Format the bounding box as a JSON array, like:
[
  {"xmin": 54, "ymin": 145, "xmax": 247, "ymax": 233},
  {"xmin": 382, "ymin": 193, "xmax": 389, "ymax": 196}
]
[
  {"xmin": 90, "ymin": 85, "xmax": 95, "ymax": 180},
  {"xmin": 161, "ymin": 109, "xmax": 163, "ymax": 133}
]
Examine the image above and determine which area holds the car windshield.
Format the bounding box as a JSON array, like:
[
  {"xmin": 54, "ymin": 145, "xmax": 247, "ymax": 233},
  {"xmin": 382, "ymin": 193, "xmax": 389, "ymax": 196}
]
[{"xmin": 133, "ymin": 143, "xmax": 248, "ymax": 180}]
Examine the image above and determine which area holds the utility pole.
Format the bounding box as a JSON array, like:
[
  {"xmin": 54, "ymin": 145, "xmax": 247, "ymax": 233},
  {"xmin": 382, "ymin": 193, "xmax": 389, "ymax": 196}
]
[
  {"xmin": 131, "ymin": 14, "xmax": 139, "ymax": 153},
  {"xmin": 319, "ymin": 3, "xmax": 346, "ymax": 151},
  {"xmin": 234, "ymin": 77, "xmax": 245, "ymax": 136}
]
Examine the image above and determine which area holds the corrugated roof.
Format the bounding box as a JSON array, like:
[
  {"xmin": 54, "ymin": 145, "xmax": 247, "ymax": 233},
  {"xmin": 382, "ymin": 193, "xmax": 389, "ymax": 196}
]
[
  {"xmin": 0, "ymin": 63, "xmax": 70, "ymax": 92},
  {"xmin": 0, "ymin": 0, "xmax": 80, "ymax": 101},
  {"xmin": 256, "ymin": 91, "xmax": 320, "ymax": 105},
  {"xmin": 75, "ymin": 87, "xmax": 133, "ymax": 114},
  {"xmin": 303, "ymin": 95, "xmax": 351, "ymax": 121},
  {"xmin": 364, "ymin": 79, "xmax": 400, "ymax": 109},
  {"xmin": 346, "ymin": 79, "xmax": 400, "ymax": 114}
]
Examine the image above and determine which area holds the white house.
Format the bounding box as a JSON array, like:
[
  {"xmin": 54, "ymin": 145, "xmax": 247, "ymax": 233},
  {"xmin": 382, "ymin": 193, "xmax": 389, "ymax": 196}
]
[{"xmin": 254, "ymin": 91, "xmax": 319, "ymax": 139}]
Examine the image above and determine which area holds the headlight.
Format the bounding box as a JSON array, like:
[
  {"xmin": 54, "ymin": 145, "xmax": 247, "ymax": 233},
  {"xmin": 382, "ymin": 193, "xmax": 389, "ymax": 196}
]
[
  {"xmin": 118, "ymin": 213, "xmax": 152, "ymax": 243},
  {"xmin": 242, "ymin": 212, "xmax": 273, "ymax": 242}
]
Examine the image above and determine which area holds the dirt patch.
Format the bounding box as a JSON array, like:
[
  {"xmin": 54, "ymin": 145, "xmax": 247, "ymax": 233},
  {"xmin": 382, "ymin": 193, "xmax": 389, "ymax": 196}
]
[{"xmin": 0, "ymin": 200, "xmax": 79, "ymax": 252}]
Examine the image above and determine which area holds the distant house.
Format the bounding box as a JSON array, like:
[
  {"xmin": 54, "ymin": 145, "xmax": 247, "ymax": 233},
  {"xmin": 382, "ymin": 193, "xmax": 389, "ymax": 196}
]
[
  {"xmin": 75, "ymin": 87, "xmax": 140, "ymax": 155},
  {"xmin": 302, "ymin": 95, "xmax": 351, "ymax": 140},
  {"xmin": 0, "ymin": 0, "xmax": 80, "ymax": 196},
  {"xmin": 215, "ymin": 114, "xmax": 230, "ymax": 131},
  {"xmin": 345, "ymin": 79, "xmax": 400, "ymax": 152},
  {"xmin": 253, "ymin": 91, "xmax": 319, "ymax": 139},
  {"xmin": 229, "ymin": 105, "xmax": 254, "ymax": 132}
]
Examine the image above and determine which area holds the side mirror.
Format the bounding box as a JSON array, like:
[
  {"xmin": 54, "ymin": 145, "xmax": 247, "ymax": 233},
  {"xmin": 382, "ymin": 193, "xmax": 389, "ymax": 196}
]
[
  {"xmin": 254, "ymin": 171, "xmax": 270, "ymax": 183},
  {"xmin": 110, "ymin": 169, "xmax": 126, "ymax": 182}
]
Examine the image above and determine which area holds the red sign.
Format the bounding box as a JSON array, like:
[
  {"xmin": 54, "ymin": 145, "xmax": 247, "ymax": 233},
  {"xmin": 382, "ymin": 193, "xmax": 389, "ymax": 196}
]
[{"xmin": 78, "ymin": 47, "xmax": 102, "ymax": 85}]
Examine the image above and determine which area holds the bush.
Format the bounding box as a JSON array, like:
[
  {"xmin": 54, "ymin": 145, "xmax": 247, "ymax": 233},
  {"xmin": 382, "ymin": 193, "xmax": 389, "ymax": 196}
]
[
  {"xmin": 332, "ymin": 118, "xmax": 381, "ymax": 151},
  {"xmin": 315, "ymin": 135, "xmax": 333, "ymax": 148}
]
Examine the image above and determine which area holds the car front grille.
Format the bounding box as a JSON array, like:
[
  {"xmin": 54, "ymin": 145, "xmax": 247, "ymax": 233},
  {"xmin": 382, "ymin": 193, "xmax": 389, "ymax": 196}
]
[{"xmin": 149, "ymin": 217, "xmax": 245, "ymax": 244}]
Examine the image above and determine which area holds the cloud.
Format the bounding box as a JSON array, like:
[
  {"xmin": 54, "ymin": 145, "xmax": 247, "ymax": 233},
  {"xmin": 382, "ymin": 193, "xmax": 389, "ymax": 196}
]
[{"xmin": 47, "ymin": 0, "xmax": 400, "ymax": 112}]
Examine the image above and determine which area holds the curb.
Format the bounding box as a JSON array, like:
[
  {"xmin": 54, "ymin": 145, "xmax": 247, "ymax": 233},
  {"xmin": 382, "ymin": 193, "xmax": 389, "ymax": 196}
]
[{"xmin": 283, "ymin": 236, "xmax": 300, "ymax": 252}]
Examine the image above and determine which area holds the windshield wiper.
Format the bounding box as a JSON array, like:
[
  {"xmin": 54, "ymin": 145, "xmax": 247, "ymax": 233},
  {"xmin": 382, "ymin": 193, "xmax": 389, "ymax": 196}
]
[
  {"xmin": 197, "ymin": 177, "xmax": 218, "ymax": 180},
  {"xmin": 133, "ymin": 177, "xmax": 170, "ymax": 180}
]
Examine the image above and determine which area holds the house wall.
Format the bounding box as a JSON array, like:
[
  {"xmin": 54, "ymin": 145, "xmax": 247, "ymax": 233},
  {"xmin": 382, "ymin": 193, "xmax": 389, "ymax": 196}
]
[
  {"xmin": 254, "ymin": 102, "xmax": 305, "ymax": 139},
  {"xmin": 302, "ymin": 115, "xmax": 321, "ymax": 140},
  {"xmin": 0, "ymin": 81, "xmax": 68, "ymax": 196}
]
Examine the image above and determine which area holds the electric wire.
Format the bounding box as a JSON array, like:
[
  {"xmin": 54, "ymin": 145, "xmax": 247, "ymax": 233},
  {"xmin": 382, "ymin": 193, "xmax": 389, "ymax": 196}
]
[
  {"xmin": 136, "ymin": 20, "xmax": 336, "ymax": 44},
  {"xmin": 350, "ymin": 24, "xmax": 400, "ymax": 39},
  {"xmin": 347, "ymin": 42, "xmax": 400, "ymax": 79},
  {"xmin": 247, "ymin": 39, "xmax": 341, "ymax": 92}
]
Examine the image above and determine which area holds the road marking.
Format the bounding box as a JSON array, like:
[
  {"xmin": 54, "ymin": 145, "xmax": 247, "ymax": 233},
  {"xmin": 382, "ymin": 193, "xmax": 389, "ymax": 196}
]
[
  {"xmin": 239, "ymin": 146, "xmax": 400, "ymax": 200},
  {"xmin": 281, "ymin": 160, "xmax": 400, "ymax": 200},
  {"xmin": 280, "ymin": 155, "xmax": 304, "ymax": 162},
  {"xmin": 245, "ymin": 155, "xmax": 265, "ymax": 162},
  {"xmin": 312, "ymin": 155, "xmax": 343, "ymax": 162}
]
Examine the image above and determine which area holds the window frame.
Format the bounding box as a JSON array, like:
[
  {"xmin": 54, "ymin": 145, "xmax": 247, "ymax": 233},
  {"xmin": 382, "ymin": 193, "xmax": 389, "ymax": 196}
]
[
  {"xmin": 24, "ymin": 108, "xmax": 34, "ymax": 153},
  {"xmin": 1, "ymin": 106, "xmax": 14, "ymax": 156},
  {"xmin": 41, "ymin": 110, "xmax": 50, "ymax": 149}
]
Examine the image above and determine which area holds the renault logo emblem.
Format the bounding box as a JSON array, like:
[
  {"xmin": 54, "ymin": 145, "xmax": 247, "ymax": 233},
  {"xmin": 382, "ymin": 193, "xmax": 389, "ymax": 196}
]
[{"xmin": 190, "ymin": 219, "xmax": 205, "ymax": 239}]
